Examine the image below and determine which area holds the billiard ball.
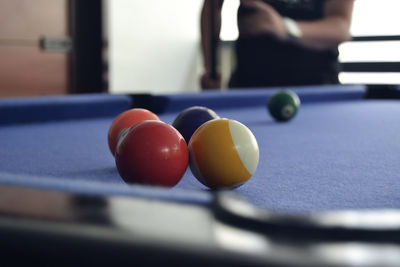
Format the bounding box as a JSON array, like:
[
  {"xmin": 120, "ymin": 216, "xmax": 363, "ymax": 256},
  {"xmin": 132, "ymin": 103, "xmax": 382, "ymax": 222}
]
[
  {"xmin": 108, "ymin": 108, "xmax": 160, "ymax": 156},
  {"xmin": 172, "ymin": 106, "xmax": 219, "ymax": 143},
  {"xmin": 115, "ymin": 120, "xmax": 188, "ymax": 187},
  {"xmin": 188, "ymin": 118, "xmax": 259, "ymax": 189},
  {"xmin": 267, "ymin": 90, "xmax": 300, "ymax": 122}
]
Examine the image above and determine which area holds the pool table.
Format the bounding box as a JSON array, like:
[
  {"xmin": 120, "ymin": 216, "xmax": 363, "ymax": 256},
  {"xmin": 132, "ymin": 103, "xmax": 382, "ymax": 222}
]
[{"xmin": 1, "ymin": 84, "xmax": 400, "ymax": 266}]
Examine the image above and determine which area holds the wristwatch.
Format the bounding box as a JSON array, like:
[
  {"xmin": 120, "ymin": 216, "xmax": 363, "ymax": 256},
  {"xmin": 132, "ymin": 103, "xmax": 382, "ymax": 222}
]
[{"xmin": 283, "ymin": 17, "xmax": 302, "ymax": 40}]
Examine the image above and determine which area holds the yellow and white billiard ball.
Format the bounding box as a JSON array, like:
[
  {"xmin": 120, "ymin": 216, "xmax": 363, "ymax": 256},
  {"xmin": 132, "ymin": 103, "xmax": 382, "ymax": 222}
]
[{"xmin": 188, "ymin": 118, "xmax": 259, "ymax": 189}]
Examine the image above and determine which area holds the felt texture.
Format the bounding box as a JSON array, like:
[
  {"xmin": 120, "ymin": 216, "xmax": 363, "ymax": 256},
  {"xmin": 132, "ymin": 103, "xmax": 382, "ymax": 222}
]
[
  {"xmin": 0, "ymin": 94, "xmax": 132, "ymax": 125},
  {"xmin": 151, "ymin": 85, "xmax": 365, "ymax": 114},
  {"xmin": 162, "ymin": 100, "xmax": 400, "ymax": 213},
  {"xmin": 1, "ymin": 86, "xmax": 399, "ymax": 213}
]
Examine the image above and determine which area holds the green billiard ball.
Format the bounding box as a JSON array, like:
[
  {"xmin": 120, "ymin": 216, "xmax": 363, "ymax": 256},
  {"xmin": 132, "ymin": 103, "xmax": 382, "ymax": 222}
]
[{"xmin": 267, "ymin": 90, "xmax": 300, "ymax": 122}]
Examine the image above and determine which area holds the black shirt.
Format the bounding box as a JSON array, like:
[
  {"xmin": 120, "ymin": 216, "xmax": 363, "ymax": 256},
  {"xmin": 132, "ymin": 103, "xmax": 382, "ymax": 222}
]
[{"xmin": 231, "ymin": 0, "xmax": 340, "ymax": 88}]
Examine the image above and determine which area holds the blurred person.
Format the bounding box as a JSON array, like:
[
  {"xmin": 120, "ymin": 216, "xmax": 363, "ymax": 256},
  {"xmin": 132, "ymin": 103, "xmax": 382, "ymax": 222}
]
[{"xmin": 200, "ymin": 0, "xmax": 354, "ymax": 89}]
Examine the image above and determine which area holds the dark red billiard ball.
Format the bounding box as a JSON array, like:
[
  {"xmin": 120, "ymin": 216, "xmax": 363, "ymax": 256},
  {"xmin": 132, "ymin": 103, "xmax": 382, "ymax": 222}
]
[
  {"xmin": 108, "ymin": 108, "xmax": 160, "ymax": 156},
  {"xmin": 115, "ymin": 120, "xmax": 188, "ymax": 187},
  {"xmin": 172, "ymin": 106, "xmax": 219, "ymax": 143}
]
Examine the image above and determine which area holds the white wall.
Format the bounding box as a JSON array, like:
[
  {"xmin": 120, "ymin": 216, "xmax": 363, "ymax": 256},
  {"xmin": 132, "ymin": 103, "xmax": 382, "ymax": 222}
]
[
  {"xmin": 107, "ymin": 0, "xmax": 204, "ymax": 94},
  {"xmin": 339, "ymin": 0, "xmax": 400, "ymax": 84}
]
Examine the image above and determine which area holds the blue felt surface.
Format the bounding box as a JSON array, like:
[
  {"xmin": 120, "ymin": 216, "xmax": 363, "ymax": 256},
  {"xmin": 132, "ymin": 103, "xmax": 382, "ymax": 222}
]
[
  {"xmin": 161, "ymin": 100, "xmax": 400, "ymax": 213},
  {"xmin": 0, "ymin": 94, "xmax": 132, "ymax": 125},
  {"xmin": 0, "ymin": 118, "xmax": 210, "ymax": 205},
  {"xmin": 151, "ymin": 85, "xmax": 366, "ymax": 113},
  {"xmin": 1, "ymin": 87, "xmax": 400, "ymax": 213}
]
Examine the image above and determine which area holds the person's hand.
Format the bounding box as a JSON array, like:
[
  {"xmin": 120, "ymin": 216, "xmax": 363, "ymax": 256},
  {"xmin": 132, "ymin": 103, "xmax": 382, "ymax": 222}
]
[
  {"xmin": 239, "ymin": 0, "xmax": 288, "ymax": 40},
  {"xmin": 200, "ymin": 72, "xmax": 222, "ymax": 90}
]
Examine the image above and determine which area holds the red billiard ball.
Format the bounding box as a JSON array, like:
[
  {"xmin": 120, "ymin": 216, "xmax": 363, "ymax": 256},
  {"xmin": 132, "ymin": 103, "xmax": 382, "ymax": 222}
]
[
  {"xmin": 115, "ymin": 120, "xmax": 188, "ymax": 187},
  {"xmin": 172, "ymin": 106, "xmax": 219, "ymax": 143},
  {"xmin": 108, "ymin": 108, "xmax": 160, "ymax": 156}
]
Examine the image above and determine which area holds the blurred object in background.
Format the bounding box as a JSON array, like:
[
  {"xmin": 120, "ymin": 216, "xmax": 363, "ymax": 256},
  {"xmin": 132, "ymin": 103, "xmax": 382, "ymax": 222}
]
[{"xmin": 0, "ymin": 0, "xmax": 69, "ymax": 98}]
